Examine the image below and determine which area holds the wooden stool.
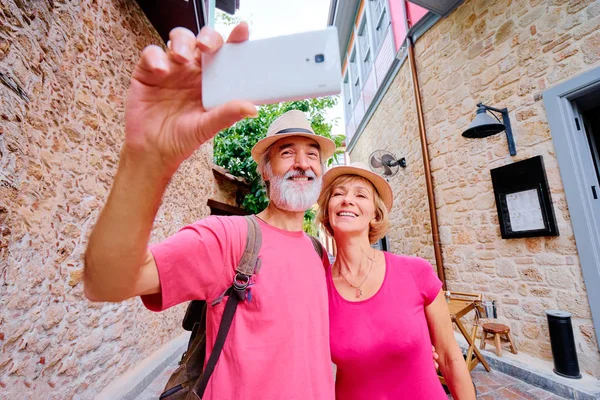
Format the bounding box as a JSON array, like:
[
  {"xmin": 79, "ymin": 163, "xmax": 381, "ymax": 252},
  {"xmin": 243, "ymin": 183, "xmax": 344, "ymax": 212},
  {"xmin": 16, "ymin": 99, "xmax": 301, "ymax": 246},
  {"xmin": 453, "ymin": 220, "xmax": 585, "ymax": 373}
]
[{"xmin": 480, "ymin": 323, "xmax": 517, "ymax": 356}]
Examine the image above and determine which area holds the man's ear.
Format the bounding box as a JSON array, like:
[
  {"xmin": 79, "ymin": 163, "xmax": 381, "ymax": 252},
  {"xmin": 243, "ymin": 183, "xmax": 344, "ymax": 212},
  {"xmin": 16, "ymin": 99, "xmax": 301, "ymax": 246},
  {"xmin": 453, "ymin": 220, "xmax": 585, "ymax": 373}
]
[{"xmin": 259, "ymin": 161, "xmax": 270, "ymax": 182}]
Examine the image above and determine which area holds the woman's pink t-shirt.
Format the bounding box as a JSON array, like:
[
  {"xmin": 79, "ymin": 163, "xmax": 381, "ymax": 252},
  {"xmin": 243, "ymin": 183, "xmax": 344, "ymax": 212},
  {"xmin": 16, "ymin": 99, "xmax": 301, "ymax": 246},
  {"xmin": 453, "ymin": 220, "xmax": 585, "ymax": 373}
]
[
  {"xmin": 327, "ymin": 252, "xmax": 445, "ymax": 400},
  {"xmin": 142, "ymin": 216, "xmax": 334, "ymax": 400}
]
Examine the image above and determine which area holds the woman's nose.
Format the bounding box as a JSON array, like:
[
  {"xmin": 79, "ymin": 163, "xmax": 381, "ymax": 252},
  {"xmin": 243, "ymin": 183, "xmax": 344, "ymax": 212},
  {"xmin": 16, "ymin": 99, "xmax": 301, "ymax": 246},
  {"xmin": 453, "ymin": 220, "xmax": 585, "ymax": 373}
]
[{"xmin": 342, "ymin": 195, "xmax": 354, "ymax": 205}]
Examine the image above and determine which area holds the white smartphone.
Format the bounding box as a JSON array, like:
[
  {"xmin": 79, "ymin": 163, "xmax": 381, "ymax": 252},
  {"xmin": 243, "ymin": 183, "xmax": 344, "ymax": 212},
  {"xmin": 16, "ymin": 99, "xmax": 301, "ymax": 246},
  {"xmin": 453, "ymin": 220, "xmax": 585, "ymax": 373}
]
[{"xmin": 202, "ymin": 27, "xmax": 342, "ymax": 109}]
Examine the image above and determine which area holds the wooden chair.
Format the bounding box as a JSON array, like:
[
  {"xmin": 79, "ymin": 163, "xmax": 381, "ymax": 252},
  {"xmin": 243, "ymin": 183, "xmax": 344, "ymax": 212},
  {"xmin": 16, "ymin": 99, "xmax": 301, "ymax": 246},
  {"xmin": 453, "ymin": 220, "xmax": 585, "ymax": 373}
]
[
  {"xmin": 439, "ymin": 291, "xmax": 490, "ymax": 386},
  {"xmin": 480, "ymin": 323, "xmax": 517, "ymax": 356},
  {"xmin": 448, "ymin": 291, "xmax": 483, "ymax": 303},
  {"xmin": 448, "ymin": 292, "xmax": 483, "ymax": 363}
]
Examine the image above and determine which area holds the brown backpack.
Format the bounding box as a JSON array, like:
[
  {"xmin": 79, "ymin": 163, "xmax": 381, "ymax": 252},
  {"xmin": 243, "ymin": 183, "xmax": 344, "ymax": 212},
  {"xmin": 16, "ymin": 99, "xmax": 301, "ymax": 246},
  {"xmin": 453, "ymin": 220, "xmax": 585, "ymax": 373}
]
[{"xmin": 159, "ymin": 215, "xmax": 324, "ymax": 399}]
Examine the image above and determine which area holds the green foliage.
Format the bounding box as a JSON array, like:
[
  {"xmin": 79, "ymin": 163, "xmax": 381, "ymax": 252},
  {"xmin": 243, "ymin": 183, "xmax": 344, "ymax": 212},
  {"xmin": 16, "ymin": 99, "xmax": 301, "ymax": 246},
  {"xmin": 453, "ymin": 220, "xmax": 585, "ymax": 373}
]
[
  {"xmin": 214, "ymin": 9, "xmax": 244, "ymax": 26},
  {"xmin": 303, "ymin": 207, "xmax": 318, "ymax": 237},
  {"xmin": 213, "ymin": 97, "xmax": 345, "ymax": 227}
]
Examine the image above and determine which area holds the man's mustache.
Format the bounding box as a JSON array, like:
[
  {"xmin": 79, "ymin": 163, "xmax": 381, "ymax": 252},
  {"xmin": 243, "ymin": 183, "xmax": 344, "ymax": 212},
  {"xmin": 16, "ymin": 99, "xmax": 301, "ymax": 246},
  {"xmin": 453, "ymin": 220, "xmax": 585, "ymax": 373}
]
[{"xmin": 283, "ymin": 168, "xmax": 317, "ymax": 180}]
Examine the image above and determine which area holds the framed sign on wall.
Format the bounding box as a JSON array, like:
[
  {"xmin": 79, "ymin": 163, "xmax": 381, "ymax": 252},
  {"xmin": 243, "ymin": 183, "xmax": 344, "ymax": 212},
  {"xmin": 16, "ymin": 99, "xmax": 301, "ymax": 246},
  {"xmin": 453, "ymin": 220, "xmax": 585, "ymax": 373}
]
[{"xmin": 490, "ymin": 156, "xmax": 559, "ymax": 239}]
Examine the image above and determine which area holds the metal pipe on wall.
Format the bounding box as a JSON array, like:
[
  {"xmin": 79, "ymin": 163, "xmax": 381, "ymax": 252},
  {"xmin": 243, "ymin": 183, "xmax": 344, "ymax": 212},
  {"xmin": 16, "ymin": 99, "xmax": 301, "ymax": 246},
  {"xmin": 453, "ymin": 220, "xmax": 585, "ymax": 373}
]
[{"xmin": 405, "ymin": 34, "xmax": 447, "ymax": 290}]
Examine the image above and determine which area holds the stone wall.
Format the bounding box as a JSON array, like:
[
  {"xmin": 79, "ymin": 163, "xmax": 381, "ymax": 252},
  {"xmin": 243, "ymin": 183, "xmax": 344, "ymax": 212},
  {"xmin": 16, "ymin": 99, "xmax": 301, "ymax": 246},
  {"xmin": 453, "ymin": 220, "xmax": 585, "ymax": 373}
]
[
  {"xmin": 350, "ymin": 0, "xmax": 600, "ymax": 378},
  {"xmin": 350, "ymin": 65, "xmax": 436, "ymax": 263},
  {"xmin": 1, "ymin": 1, "xmax": 214, "ymax": 398}
]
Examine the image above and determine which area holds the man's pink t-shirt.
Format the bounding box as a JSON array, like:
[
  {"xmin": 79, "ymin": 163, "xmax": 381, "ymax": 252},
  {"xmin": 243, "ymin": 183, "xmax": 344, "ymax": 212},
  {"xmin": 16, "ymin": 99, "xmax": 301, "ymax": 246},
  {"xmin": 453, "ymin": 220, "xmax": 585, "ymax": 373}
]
[
  {"xmin": 142, "ymin": 216, "xmax": 334, "ymax": 400},
  {"xmin": 327, "ymin": 252, "xmax": 445, "ymax": 400}
]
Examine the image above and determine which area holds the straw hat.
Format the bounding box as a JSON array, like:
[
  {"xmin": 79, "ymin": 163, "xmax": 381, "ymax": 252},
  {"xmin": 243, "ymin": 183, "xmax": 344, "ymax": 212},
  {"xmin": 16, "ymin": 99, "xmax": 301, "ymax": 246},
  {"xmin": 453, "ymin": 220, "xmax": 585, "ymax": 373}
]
[
  {"xmin": 251, "ymin": 110, "xmax": 336, "ymax": 163},
  {"xmin": 320, "ymin": 162, "xmax": 394, "ymax": 211}
]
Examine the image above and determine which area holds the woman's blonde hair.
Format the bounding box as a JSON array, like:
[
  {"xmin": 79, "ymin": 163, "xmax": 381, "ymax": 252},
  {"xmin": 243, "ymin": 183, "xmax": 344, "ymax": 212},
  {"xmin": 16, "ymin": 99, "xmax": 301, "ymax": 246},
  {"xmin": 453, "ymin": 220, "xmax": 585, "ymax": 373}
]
[{"xmin": 317, "ymin": 174, "xmax": 389, "ymax": 244}]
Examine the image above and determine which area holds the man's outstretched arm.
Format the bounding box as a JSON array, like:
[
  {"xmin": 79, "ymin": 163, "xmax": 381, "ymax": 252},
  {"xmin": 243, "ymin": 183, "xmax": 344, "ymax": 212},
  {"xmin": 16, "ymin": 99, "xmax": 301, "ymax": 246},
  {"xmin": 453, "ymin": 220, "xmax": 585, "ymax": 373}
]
[
  {"xmin": 84, "ymin": 24, "xmax": 257, "ymax": 302},
  {"xmin": 84, "ymin": 151, "xmax": 166, "ymax": 302}
]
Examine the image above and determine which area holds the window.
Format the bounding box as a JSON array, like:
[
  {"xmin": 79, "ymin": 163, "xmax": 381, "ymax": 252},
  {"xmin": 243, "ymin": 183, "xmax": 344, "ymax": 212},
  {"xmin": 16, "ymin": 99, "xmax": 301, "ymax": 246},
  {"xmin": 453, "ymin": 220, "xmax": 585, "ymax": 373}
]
[
  {"xmin": 357, "ymin": 16, "xmax": 372, "ymax": 81},
  {"xmin": 349, "ymin": 47, "xmax": 360, "ymax": 106},
  {"xmin": 372, "ymin": 235, "xmax": 389, "ymax": 251},
  {"xmin": 331, "ymin": 151, "xmax": 348, "ymax": 167},
  {"xmin": 369, "ymin": 0, "xmax": 389, "ymax": 50},
  {"xmin": 343, "ymin": 73, "xmax": 352, "ymax": 122}
]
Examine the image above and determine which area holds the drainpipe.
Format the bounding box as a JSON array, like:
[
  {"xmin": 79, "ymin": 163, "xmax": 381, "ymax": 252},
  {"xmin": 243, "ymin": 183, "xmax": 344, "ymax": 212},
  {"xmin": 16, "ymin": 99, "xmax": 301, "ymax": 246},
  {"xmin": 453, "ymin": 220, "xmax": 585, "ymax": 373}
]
[{"xmin": 401, "ymin": 1, "xmax": 447, "ymax": 289}]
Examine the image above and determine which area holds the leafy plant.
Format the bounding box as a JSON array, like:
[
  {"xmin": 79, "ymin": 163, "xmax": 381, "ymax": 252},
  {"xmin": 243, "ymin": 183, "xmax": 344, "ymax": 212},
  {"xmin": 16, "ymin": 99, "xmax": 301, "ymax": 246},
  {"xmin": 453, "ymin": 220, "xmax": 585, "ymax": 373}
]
[
  {"xmin": 303, "ymin": 206, "xmax": 318, "ymax": 237},
  {"xmin": 215, "ymin": 9, "xmax": 243, "ymax": 26},
  {"xmin": 213, "ymin": 97, "xmax": 345, "ymax": 230}
]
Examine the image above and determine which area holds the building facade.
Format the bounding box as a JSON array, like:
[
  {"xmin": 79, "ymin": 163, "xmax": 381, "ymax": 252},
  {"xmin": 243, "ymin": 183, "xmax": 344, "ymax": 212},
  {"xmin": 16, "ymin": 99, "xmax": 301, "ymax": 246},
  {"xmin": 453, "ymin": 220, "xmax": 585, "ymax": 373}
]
[
  {"xmin": 329, "ymin": 0, "xmax": 600, "ymax": 378},
  {"xmin": 0, "ymin": 1, "xmax": 238, "ymax": 398}
]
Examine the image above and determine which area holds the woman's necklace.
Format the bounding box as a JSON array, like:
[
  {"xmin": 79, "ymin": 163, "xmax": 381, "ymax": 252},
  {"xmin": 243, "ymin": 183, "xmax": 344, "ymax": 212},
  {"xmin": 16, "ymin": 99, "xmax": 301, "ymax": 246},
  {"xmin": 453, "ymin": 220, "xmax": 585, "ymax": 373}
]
[{"xmin": 336, "ymin": 252, "xmax": 375, "ymax": 298}]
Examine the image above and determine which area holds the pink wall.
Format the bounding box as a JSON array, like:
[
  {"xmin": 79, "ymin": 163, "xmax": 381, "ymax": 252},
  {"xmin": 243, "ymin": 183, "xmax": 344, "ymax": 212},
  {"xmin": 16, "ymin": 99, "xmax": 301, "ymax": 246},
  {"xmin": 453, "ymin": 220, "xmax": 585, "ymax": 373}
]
[
  {"xmin": 388, "ymin": 0, "xmax": 407, "ymax": 52},
  {"xmin": 388, "ymin": 1, "xmax": 429, "ymax": 52},
  {"xmin": 406, "ymin": 1, "xmax": 429, "ymax": 27}
]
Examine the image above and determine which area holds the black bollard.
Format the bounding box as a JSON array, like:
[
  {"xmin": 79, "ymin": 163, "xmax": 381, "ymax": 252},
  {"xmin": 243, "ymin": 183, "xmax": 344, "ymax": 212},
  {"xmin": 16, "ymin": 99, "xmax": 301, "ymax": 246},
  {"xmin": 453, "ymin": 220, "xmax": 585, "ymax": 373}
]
[{"xmin": 546, "ymin": 310, "xmax": 582, "ymax": 379}]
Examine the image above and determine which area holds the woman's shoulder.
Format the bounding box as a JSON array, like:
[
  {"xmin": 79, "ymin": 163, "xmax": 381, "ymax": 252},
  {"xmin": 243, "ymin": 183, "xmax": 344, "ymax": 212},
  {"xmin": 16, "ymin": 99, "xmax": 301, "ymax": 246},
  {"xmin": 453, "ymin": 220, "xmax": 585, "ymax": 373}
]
[
  {"xmin": 384, "ymin": 252, "xmax": 434, "ymax": 270},
  {"xmin": 385, "ymin": 252, "xmax": 442, "ymax": 297}
]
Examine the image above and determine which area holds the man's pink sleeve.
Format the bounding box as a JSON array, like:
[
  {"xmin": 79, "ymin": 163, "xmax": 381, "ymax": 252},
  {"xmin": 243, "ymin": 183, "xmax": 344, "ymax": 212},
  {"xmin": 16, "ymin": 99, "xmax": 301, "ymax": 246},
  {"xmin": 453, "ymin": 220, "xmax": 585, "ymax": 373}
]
[{"xmin": 141, "ymin": 216, "xmax": 247, "ymax": 312}]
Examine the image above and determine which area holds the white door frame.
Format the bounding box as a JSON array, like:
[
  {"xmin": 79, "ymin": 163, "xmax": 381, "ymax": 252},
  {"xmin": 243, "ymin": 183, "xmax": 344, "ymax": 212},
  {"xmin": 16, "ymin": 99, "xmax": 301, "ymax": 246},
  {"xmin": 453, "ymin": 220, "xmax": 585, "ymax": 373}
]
[{"xmin": 543, "ymin": 66, "xmax": 600, "ymax": 349}]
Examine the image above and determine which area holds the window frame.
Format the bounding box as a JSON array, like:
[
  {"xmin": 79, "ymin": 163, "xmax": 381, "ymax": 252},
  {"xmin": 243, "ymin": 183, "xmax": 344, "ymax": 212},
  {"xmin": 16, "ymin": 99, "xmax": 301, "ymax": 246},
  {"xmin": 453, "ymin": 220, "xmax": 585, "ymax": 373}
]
[
  {"xmin": 349, "ymin": 45, "xmax": 361, "ymax": 106},
  {"xmin": 343, "ymin": 72, "xmax": 352, "ymax": 122},
  {"xmin": 368, "ymin": 0, "xmax": 390, "ymax": 53},
  {"xmin": 357, "ymin": 14, "xmax": 373, "ymax": 81}
]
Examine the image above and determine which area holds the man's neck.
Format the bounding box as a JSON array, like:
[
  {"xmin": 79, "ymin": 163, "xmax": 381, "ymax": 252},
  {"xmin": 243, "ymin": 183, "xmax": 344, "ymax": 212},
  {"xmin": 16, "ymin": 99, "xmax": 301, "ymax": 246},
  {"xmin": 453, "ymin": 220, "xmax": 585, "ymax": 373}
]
[{"xmin": 256, "ymin": 203, "xmax": 306, "ymax": 232}]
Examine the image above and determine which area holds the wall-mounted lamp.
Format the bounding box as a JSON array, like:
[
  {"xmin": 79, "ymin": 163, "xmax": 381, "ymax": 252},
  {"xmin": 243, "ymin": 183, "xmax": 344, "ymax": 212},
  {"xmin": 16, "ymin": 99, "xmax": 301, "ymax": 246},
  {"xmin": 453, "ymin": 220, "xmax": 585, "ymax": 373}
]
[{"xmin": 462, "ymin": 103, "xmax": 517, "ymax": 156}]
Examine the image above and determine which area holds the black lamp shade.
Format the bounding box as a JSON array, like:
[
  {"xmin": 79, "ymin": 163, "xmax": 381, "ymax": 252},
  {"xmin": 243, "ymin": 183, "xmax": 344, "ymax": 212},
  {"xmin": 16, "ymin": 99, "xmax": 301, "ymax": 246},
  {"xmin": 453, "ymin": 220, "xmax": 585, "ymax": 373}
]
[{"xmin": 462, "ymin": 107, "xmax": 506, "ymax": 138}]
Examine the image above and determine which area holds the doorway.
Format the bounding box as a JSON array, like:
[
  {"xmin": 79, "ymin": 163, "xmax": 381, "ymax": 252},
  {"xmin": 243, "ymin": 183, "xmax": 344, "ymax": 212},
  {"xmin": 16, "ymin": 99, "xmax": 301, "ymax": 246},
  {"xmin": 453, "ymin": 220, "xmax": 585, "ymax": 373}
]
[
  {"xmin": 543, "ymin": 66, "xmax": 600, "ymax": 349},
  {"xmin": 577, "ymin": 95, "xmax": 600, "ymax": 189},
  {"xmin": 372, "ymin": 235, "xmax": 389, "ymax": 252}
]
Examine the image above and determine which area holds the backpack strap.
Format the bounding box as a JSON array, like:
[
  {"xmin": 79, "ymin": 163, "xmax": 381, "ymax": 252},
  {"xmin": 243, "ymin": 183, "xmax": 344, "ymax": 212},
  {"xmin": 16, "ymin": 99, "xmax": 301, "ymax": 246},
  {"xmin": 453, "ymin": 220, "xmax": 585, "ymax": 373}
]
[
  {"xmin": 309, "ymin": 235, "xmax": 324, "ymax": 260},
  {"xmin": 183, "ymin": 216, "xmax": 262, "ymax": 330},
  {"xmin": 231, "ymin": 215, "xmax": 262, "ymax": 300},
  {"xmin": 191, "ymin": 290, "xmax": 238, "ymax": 398},
  {"xmin": 192, "ymin": 215, "xmax": 262, "ymax": 398}
]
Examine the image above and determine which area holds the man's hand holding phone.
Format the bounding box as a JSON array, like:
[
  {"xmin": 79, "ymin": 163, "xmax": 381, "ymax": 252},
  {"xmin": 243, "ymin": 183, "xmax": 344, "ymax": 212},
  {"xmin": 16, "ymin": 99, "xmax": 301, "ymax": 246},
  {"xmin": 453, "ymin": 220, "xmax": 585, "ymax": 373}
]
[
  {"xmin": 123, "ymin": 23, "xmax": 257, "ymax": 178},
  {"xmin": 84, "ymin": 24, "xmax": 257, "ymax": 302}
]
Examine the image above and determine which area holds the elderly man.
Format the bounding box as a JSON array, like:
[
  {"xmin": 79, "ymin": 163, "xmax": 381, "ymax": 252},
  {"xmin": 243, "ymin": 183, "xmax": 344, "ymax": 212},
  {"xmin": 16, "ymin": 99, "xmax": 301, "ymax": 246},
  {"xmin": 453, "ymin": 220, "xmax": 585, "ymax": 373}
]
[{"xmin": 83, "ymin": 23, "xmax": 335, "ymax": 399}]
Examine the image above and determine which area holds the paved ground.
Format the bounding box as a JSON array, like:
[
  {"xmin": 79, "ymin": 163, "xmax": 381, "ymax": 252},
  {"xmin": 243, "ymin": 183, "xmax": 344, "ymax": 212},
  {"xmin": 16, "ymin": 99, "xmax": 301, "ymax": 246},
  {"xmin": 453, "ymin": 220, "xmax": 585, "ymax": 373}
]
[
  {"xmin": 136, "ymin": 360, "xmax": 565, "ymax": 399},
  {"xmin": 449, "ymin": 365, "xmax": 566, "ymax": 400},
  {"xmin": 135, "ymin": 358, "xmax": 180, "ymax": 400}
]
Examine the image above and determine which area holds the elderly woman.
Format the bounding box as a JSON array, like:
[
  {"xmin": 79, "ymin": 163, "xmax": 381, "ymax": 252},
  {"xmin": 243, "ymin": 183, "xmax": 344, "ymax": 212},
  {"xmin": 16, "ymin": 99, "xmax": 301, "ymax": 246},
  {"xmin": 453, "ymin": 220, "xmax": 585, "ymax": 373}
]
[{"xmin": 317, "ymin": 162, "xmax": 476, "ymax": 400}]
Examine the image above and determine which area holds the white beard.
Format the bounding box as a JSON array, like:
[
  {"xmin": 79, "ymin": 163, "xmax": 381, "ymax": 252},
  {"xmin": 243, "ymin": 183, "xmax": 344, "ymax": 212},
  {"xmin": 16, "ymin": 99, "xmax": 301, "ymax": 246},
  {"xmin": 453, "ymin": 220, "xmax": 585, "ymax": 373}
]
[{"xmin": 266, "ymin": 165, "xmax": 322, "ymax": 212}]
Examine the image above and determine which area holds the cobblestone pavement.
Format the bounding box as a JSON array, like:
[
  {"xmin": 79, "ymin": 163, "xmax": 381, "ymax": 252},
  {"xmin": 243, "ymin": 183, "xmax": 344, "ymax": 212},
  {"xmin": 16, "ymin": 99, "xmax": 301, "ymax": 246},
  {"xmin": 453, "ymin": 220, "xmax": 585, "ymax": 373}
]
[
  {"xmin": 448, "ymin": 365, "xmax": 565, "ymax": 400},
  {"xmin": 136, "ymin": 360, "xmax": 565, "ymax": 399},
  {"xmin": 135, "ymin": 358, "xmax": 179, "ymax": 400}
]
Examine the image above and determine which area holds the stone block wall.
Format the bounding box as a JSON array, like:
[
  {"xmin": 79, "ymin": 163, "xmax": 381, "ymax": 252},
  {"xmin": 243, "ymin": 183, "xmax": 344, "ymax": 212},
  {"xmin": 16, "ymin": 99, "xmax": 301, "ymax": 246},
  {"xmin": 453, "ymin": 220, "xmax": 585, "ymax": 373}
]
[
  {"xmin": 350, "ymin": 65, "xmax": 436, "ymax": 263},
  {"xmin": 350, "ymin": 0, "xmax": 600, "ymax": 377},
  {"xmin": 1, "ymin": 1, "xmax": 214, "ymax": 398}
]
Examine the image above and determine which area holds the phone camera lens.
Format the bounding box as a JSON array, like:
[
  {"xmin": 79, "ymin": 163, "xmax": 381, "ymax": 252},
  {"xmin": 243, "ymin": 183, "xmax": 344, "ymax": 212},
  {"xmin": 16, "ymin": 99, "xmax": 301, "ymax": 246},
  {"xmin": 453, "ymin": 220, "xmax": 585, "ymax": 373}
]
[{"xmin": 315, "ymin": 54, "xmax": 325, "ymax": 63}]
